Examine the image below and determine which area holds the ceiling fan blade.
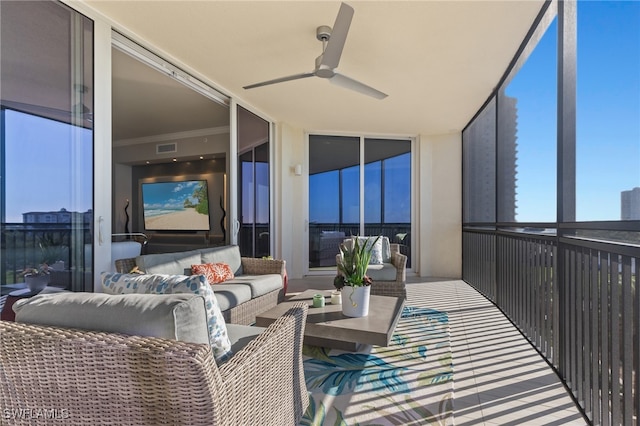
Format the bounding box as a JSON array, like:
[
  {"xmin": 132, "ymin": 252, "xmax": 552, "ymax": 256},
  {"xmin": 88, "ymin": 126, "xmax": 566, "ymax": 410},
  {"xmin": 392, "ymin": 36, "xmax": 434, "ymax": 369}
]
[
  {"xmin": 330, "ymin": 73, "xmax": 387, "ymax": 99},
  {"xmin": 243, "ymin": 72, "xmax": 315, "ymax": 90},
  {"xmin": 320, "ymin": 3, "xmax": 354, "ymax": 69}
]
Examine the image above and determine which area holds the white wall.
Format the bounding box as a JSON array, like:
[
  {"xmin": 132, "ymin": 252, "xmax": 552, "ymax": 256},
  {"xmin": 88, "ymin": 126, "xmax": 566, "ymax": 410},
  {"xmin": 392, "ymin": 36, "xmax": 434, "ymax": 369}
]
[
  {"xmin": 417, "ymin": 133, "xmax": 462, "ymax": 278},
  {"xmin": 274, "ymin": 122, "xmax": 306, "ymax": 278}
]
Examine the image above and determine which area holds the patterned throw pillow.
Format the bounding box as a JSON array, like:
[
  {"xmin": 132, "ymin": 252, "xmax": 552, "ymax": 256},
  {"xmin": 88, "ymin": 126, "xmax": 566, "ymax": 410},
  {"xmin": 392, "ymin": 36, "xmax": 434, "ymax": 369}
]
[
  {"xmin": 192, "ymin": 263, "xmax": 235, "ymax": 284},
  {"xmin": 101, "ymin": 272, "xmax": 232, "ymax": 362},
  {"xmin": 355, "ymin": 236, "xmax": 384, "ymax": 265}
]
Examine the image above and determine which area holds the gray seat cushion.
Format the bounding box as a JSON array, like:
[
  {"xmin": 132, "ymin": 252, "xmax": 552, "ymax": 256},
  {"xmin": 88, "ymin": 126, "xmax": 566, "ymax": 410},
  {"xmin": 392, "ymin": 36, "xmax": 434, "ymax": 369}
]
[
  {"xmin": 225, "ymin": 274, "xmax": 282, "ymax": 298},
  {"xmin": 210, "ymin": 284, "xmax": 252, "ymax": 311},
  {"xmin": 13, "ymin": 292, "xmax": 210, "ymax": 345},
  {"xmin": 366, "ymin": 263, "xmax": 398, "ymax": 281},
  {"xmin": 225, "ymin": 323, "xmax": 266, "ymax": 354}
]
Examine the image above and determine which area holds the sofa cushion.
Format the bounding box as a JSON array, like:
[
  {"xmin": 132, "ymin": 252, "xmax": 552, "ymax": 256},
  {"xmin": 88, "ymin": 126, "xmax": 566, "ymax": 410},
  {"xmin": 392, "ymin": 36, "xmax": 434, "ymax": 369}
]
[
  {"xmin": 13, "ymin": 292, "xmax": 210, "ymax": 345},
  {"xmin": 101, "ymin": 272, "xmax": 232, "ymax": 362},
  {"xmin": 136, "ymin": 250, "xmax": 201, "ymax": 275},
  {"xmin": 192, "ymin": 262, "xmax": 235, "ymax": 284},
  {"xmin": 200, "ymin": 245, "xmax": 243, "ymax": 276},
  {"xmin": 226, "ymin": 274, "xmax": 282, "ymax": 298},
  {"xmin": 207, "ymin": 283, "xmax": 252, "ymax": 312},
  {"xmin": 365, "ymin": 262, "xmax": 398, "ymax": 281}
]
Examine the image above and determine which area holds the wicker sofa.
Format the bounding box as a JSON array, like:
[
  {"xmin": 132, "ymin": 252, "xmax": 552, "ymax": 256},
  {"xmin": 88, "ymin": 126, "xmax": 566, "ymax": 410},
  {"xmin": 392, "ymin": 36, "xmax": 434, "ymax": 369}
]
[
  {"xmin": 0, "ymin": 296, "xmax": 309, "ymax": 425},
  {"xmin": 115, "ymin": 245, "xmax": 285, "ymax": 325}
]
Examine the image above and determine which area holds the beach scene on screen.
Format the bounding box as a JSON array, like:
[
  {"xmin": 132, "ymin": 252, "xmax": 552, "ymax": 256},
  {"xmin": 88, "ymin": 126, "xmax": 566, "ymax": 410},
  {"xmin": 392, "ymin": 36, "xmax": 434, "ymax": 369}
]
[{"xmin": 142, "ymin": 180, "xmax": 210, "ymax": 231}]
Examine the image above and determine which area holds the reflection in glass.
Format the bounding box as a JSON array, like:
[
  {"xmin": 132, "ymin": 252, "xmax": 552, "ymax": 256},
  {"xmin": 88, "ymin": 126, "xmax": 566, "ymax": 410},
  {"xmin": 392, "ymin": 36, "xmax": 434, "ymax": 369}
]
[
  {"xmin": 364, "ymin": 138, "xmax": 411, "ymax": 266},
  {"xmin": 254, "ymin": 143, "xmax": 270, "ymax": 258},
  {"xmin": 237, "ymin": 106, "xmax": 270, "ymax": 258},
  {"xmin": 309, "ymin": 135, "xmax": 360, "ymax": 269},
  {"xmin": 1, "ymin": 1, "xmax": 94, "ymax": 291}
]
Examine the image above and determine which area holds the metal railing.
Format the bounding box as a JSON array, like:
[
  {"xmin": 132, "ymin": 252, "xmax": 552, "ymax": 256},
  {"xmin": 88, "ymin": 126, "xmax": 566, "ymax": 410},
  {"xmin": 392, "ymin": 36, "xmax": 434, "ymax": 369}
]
[
  {"xmin": 463, "ymin": 226, "xmax": 639, "ymax": 425},
  {"xmin": 1, "ymin": 223, "xmax": 92, "ymax": 290}
]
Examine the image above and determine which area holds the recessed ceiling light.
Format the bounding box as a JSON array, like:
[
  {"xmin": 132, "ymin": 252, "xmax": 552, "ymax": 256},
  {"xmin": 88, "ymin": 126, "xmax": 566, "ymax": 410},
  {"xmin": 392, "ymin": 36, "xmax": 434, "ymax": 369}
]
[
  {"xmin": 200, "ymin": 156, "xmax": 204, "ymax": 160},
  {"xmin": 146, "ymin": 161, "xmax": 150, "ymax": 164},
  {"xmin": 172, "ymin": 158, "xmax": 177, "ymax": 162}
]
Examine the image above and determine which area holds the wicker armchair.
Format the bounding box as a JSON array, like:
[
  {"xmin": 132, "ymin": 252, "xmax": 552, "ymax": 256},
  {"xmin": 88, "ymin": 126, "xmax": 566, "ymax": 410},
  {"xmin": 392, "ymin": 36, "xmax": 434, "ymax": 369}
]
[
  {"xmin": 0, "ymin": 303, "xmax": 309, "ymax": 425},
  {"xmin": 336, "ymin": 237, "xmax": 407, "ymax": 299}
]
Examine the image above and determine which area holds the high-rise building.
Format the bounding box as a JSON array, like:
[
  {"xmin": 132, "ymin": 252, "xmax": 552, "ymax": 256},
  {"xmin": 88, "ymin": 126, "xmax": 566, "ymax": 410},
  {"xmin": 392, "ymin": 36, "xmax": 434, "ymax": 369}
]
[{"xmin": 621, "ymin": 187, "xmax": 640, "ymax": 220}]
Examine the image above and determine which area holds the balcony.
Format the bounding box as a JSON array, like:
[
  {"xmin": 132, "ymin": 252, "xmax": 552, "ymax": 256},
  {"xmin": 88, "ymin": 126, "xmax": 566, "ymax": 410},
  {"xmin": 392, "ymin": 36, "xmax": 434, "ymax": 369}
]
[
  {"xmin": 464, "ymin": 226, "xmax": 639, "ymax": 425},
  {"xmin": 1, "ymin": 223, "xmax": 93, "ymax": 293},
  {"xmin": 288, "ymin": 275, "xmax": 588, "ymax": 424}
]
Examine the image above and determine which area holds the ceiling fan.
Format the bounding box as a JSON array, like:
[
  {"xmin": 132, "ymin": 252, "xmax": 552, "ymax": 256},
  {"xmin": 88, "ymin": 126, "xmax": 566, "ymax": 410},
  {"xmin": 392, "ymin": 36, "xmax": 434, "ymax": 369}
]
[{"xmin": 243, "ymin": 2, "xmax": 387, "ymax": 100}]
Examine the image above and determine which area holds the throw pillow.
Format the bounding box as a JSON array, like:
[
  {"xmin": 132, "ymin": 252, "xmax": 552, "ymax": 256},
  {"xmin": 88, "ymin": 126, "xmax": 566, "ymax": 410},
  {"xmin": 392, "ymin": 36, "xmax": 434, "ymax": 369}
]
[
  {"xmin": 192, "ymin": 263, "xmax": 234, "ymax": 284},
  {"xmin": 355, "ymin": 236, "xmax": 384, "ymax": 265},
  {"xmin": 101, "ymin": 272, "xmax": 232, "ymax": 362}
]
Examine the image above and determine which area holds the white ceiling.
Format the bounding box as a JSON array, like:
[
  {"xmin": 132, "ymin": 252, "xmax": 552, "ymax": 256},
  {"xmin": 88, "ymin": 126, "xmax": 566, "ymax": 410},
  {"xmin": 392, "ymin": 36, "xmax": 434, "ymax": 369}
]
[{"xmin": 87, "ymin": 0, "xmax": 544, "ymax": 137}]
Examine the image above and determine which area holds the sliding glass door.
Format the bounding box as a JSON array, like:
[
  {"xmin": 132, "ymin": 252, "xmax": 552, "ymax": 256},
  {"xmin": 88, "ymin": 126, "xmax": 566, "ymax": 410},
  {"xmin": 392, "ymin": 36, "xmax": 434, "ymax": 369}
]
[
  {"xmin": 308, "ymin": 135, "xmax": 411, "ymax": 270},
  {"xmin": 237, "ymin": 106, "xmax": 270, "ymax": 258},
  {"xmin": 364, "ymin": 138, "xmax": 412, "ymax": 266},
  {"xmin": 1, "ymin": 1, "xmax": 94, "ymax": 292}
]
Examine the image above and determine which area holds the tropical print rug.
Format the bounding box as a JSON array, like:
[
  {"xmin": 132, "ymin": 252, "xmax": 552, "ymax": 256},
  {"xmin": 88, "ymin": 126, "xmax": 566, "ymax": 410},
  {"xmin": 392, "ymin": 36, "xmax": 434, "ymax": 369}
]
[{"xmin": 300, "ymin": 306, "xmax": 454, "ymax": 426}]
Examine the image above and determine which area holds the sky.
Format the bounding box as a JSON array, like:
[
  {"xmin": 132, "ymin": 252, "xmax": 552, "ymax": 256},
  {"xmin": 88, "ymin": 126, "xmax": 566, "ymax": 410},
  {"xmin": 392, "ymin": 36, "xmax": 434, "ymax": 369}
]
[
  {"xmin": 4, "ymin": 110, "xmax": 93, "ymax": 223},
  {"xmin": 508, "ymin": 1, "xmax": 640, "ymax": 222},
  {"xmin": 2, "ymin": 1, "xmax": 639, "ymax": 225}
]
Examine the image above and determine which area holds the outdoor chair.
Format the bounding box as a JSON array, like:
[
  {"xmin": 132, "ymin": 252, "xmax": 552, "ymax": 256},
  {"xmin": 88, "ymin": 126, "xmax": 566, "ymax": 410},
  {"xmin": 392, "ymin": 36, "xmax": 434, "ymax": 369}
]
[
  {"xmin": 336, "ymin": 236, "xmax": 407, "ymax": 299},
  {"xmin": 0, "ymin": 302, "xmax": 309, "ymax": 425}
]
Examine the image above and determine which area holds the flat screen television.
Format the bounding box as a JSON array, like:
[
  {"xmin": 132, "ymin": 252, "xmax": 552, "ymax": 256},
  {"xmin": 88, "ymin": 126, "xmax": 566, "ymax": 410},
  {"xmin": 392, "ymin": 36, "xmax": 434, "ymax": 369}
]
[{"xmin": 141, "ymin": 180, "xmax": 211, "ymax": 231}]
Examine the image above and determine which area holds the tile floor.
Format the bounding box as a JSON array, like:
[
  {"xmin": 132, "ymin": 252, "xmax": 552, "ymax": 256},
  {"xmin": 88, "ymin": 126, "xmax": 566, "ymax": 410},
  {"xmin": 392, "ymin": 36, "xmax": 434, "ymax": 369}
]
[{"xmin": 288, "ymin": 276, "xmax": 588, "ymax": 425}]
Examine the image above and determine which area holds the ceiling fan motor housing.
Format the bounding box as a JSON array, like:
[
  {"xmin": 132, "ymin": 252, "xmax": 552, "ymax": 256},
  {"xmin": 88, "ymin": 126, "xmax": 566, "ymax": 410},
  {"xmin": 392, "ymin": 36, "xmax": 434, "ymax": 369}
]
[{"xmin": 316, "ymin": 25, "xmax": 332, "ymax": 41}]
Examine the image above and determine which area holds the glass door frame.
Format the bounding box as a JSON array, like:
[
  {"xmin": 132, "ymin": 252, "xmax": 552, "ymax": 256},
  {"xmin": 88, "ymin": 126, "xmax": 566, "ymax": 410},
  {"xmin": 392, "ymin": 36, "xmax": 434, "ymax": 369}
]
[
  {"xmin": 304, "ymin": 132, "xmax": 415, "ymax": 276},
  {"xmin": 231, "ymin": 101, "xmax": 275, "ymax": 258}
]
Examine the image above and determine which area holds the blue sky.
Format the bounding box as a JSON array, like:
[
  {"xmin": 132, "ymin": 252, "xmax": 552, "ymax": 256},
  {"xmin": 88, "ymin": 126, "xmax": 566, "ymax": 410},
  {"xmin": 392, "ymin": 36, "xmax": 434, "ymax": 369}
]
[
  {"xmin": 509, "ymin": 1, "xmax": 639, "ymax": 222},
  {"xmin": 4, "ymin": 110, "xmax": 93, "ymax": 223},
  {"xmin": 3, "ymin": 1, "xmax": 638, "ymax": 225}
]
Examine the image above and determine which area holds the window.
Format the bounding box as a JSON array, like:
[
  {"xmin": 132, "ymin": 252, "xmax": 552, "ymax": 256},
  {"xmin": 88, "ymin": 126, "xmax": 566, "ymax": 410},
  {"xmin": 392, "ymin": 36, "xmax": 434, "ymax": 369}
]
[
  {"xmin": 498, "ymin": 18, "xmax": 558, "ymax": 223},
  {"xmin": 237, "ymin": 106, "xmax": 270, "ymax": 258},
  {"xmin": 576, "ymin": 1, "xmax": 640, "ymax": 221},
  {"xmin": 308, "ymin": 135, "xmax": 411, "ymax": 269},
  {"xmin": 1, "ymin": 1, "xmax": 94, "ymax": 291},
  {"xmin": 463, "ymin": 98, "xmax": 497, "ymax": 223}
]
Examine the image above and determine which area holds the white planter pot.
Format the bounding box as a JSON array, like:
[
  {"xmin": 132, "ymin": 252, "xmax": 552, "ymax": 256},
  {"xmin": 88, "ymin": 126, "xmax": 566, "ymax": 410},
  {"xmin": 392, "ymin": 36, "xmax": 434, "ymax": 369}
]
[{"xmin": 341, "ymin": 285, "xmax": 371, "ymax": 318}]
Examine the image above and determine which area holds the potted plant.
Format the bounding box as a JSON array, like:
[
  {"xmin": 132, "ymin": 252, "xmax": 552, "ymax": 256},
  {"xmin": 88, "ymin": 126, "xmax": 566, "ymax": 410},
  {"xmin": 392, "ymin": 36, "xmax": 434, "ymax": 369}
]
[
  {"xmin": 21, "ymin": 263, "xmax": 52, "ymax": 293},
  {"xmin": 333, "ymin": 235, "xmax": 381, "ymax": 317}
]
